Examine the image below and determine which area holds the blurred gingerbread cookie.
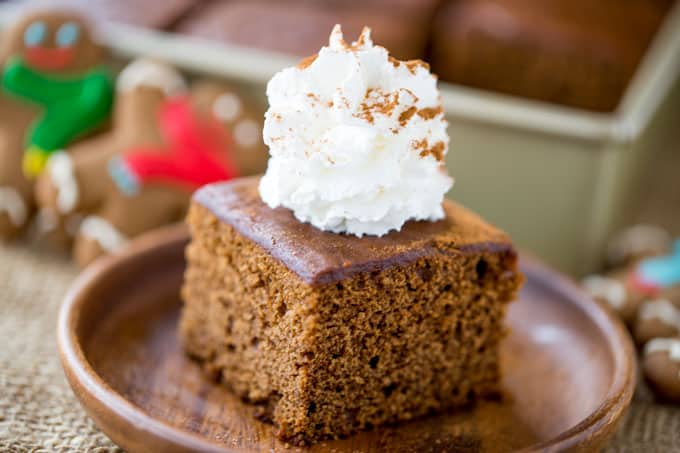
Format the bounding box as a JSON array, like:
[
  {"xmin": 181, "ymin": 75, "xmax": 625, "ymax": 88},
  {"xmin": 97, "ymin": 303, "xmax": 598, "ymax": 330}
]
[
  {"xmin": 2, "ymin": 10, "xmax": 113, "ymax": 177},
  {"xmin": 35, "ymin": 59, "xmax": 267, "ymax": 266},
  {"xmin": 643, "ymin": 338, "xmax": 680, "ymax": 402},
  {"xmin": 34, "ymin": 58, "xmax": 184, "ymax": 248},
  {"xmin": 630, "ymin": 242, "xmax": 680, "ymax": 345},
  {"xmin": 583, "ymin": 232, "xmax": 680, "ymax": 326},
  {"xmin": 0, "ymin": 10, "xmax": 112, "ymax": 240}
]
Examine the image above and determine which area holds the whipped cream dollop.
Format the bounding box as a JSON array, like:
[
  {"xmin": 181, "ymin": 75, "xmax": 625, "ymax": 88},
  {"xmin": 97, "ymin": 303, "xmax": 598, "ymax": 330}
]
[{"xmin": 259, "ymin": 25, "xmax": 453, "ymax": 237}]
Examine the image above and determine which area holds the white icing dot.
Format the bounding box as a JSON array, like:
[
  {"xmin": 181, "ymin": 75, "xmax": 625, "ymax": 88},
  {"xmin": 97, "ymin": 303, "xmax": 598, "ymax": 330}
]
[
  {"xmin": 0, "ymin": 186, "xmax": 27, "ymax": 227},
  {"xmin": 581, "ymin": 275, "xmax": 627, "ymax": 310},
  {"xmin": 48, "ymin": 152, "xmax": 78, "ymax": 214},
  {"xmin": 79, "ymin": 216, "xmax": 129, "ymax": 253},
  {"xmin": 213, "ymin": 93, "xmax": 242, "ymax": 122},
  {"xmin": 234, "ymin": 120, "xmax": 260, "ymax": 148}
]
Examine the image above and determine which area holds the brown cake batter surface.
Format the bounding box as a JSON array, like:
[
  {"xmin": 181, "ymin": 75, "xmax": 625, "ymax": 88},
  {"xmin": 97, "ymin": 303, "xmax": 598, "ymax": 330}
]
[{"xmin": 180, "ymin": 177, "xmax": 522, "ymax": 445}]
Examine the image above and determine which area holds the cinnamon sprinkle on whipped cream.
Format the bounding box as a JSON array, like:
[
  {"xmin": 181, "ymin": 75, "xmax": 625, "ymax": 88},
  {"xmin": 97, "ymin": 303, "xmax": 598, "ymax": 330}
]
[{"xmin": 259, "ymin": 25, "xmax": 453, "ymax": 237}]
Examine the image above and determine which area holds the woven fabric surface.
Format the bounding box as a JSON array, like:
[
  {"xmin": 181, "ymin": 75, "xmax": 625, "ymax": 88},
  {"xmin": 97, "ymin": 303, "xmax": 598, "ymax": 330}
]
[{"xmin": 0, "ymin": 241, "xmax": 678, "ymax": 452}]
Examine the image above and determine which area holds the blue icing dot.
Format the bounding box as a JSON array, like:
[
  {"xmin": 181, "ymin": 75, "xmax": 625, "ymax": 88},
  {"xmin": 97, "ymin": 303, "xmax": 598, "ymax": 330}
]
[
  {"xmin": 56, "ymin": 22, "xmax": 80, "ymax": 47},
  {"xmin": 24, "ymin": 21, "xmax": 47, "ymax": 47}
]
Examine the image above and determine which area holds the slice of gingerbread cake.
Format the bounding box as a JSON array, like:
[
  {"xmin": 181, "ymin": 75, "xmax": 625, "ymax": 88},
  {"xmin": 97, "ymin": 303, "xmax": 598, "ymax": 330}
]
[{"xmin": 180, "ymin": 25, "xmax": 523, "ymax": 445}]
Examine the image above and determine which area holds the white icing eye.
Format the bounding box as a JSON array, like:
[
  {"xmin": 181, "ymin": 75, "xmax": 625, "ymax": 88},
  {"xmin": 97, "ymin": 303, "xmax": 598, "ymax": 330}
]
[
  {"xmin": 213, "ymin": 93, "xmax": 242, "ymax": 122},
  {"xmin": 24, "ymin": 21, "xmax": 47, "ymax": 47},
  {"xmin": 56, "ymin": 22, "xmax": 80, "ymax": 48},
  {"xmin": 234, "ymin": 120, "xmax": 260, "ymax": 148}
]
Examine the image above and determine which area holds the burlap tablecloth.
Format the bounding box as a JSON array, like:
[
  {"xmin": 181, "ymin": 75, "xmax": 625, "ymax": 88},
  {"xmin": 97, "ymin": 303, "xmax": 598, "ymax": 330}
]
[{"xmin": 0, "ymin": 242, "xmax": 678, "ymax": 452}]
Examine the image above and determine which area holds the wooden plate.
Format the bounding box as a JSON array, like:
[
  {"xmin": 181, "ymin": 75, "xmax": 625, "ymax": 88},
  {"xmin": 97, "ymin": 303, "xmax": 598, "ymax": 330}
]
[{"xmin": 58, "ymin": 225, "xmax": 636, "ymax": 453}]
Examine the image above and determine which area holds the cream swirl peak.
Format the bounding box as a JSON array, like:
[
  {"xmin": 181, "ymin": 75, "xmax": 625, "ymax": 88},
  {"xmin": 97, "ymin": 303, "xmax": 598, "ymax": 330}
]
[{"xmin": 259, "ymin": 25, "xmax": 453, "ymax": 237}]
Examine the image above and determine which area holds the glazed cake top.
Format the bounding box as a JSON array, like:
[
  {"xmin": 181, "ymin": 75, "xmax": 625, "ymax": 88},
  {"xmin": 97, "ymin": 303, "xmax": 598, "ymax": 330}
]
[{"xmin": 194, "ymin": 177, "xmax": 514, "ymax": 286}]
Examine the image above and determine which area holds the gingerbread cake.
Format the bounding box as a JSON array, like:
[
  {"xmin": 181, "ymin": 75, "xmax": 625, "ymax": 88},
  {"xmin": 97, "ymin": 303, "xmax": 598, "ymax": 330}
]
[
  {"xmin": 181, "ymin": 178, "xmax": 521, "ymax": 444},
  {"xmin": 429, "ymin": 0, "xmax": 671, "ymax": 111},
  {"xmin": 180, "ymin": 26, "xmax": 522, "ymax": 444}
]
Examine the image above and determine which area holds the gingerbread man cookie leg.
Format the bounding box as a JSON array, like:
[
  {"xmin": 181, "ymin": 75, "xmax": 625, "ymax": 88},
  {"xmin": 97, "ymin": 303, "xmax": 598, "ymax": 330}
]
[
  {"xmin": 33, "ymin": 143, "xmax": 113, "ymax": 248},
  {"xmin": 1, "ymin": 10, "xmax": 113, "ymax": 178},
  {"xmin": 0, "ymin": 187, "xmax": 28, "ymax": 234},
  {"xmin": 73, "ymin": 186, "xmax": 188, "ymax": 267}
]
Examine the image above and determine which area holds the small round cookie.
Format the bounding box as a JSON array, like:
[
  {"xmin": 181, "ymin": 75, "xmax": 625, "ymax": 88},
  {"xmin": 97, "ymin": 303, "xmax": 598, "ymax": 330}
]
[
  {"xmin": 643, "ymin": 338, "xmax": 680, "ymax": 403},
  {"xmin": 635, "ymin": 299, "xmax": 680, "ymax": 345},
  {"xmin": 581, "ymin": 273, "xmax": 642, "ymax": 325}
]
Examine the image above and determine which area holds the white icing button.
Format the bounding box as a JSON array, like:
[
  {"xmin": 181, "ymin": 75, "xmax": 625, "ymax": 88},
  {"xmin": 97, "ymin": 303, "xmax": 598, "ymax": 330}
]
[
  {"xmin": 581, "ymin": 275, "xmax": 627, "ymax": 310},
  {"xmin": 234, "ymin": 119, "xmax": 260, "ymax": 147},
  {"xmin": 0, "ymin": 186, "xmax": 27, "ymax": 227},
  {"xmin": 213, "ymin": 93, "xmax": 242, "ymax": 122},
  {"xmin": 79, "ymin": 215, "xmax": 129, "ymax": 253}
]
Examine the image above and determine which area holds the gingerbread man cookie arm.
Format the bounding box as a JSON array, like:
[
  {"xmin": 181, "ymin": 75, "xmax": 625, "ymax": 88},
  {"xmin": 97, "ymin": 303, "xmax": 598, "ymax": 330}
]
[{"xmin": 109, "ymin": 98, "xmax": 238, "ymax": 194}]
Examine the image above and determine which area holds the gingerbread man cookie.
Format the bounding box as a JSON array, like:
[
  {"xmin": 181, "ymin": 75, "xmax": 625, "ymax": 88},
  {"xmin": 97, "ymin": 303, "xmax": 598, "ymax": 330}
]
[
  {"xmin": 35, "ymin": 59, "xmax": 186, "ymax": 254},
  {"xmin": 630, "ymin": 242, "xmax": 680, "ymax": 344},
  {"xmin": 36, "ymin": 59, "xmax": 267, "ymax": 266},
  {"xmin": 0, "ymin": 10, "xmax": 112, "ymax": 240},
  {"xmin": 1, "ymin": 10, "xmax": 113, "ymax": 177}
]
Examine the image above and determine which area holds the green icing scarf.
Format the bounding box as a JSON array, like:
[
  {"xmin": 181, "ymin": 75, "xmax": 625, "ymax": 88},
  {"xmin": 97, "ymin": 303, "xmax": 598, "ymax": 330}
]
[{"xmin": 2, "ymin": 57, "xmax": 114, "ymax": 177}]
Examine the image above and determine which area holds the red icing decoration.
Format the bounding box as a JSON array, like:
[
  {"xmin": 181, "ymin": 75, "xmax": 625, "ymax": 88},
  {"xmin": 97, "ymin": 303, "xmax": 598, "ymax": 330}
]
[
  {"xmin": 627, "ymin": 271, "xmax": 662, "ymax": 297},
  {"xmin": 121, "ymin": 97, "xmax": 239, "ymax": 191},
  {"xmin": 24, "ymin": 47, "xmax": 75, "ymax": 71}
]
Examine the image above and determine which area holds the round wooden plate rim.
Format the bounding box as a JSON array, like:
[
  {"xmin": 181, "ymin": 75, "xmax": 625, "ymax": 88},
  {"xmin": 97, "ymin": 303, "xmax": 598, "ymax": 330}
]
[{"xmin": 57, "ymin": 224, "xmax": 636, "ymax": 453}]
